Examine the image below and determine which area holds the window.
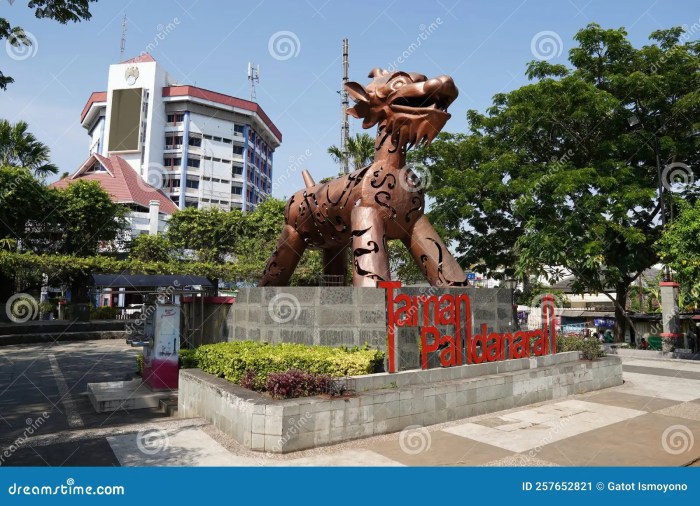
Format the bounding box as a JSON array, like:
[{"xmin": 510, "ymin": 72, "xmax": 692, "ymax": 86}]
[
  {"xmin": 189, "ymin": 136, "xmax": 202, "ymax": 147},
  {"xmin": 213, "ymin": 157, "xmax": 221, "ymax": 162},
  {"xmin": 187, "ymin": 157, "xmax": 200, "ymax": 168},
  {"xmin": 233, "ymin": 145, "xmax": 244, "ymax": 155},
  {"xmin": 163, "ymin": 157, "xmax": 182, "ymax": 168},
  {"xmin": 232, "ymin": 186, "xmax": 243, "ymax": 195},
  {"xmin": 86, "ymin": 161, "xmax": 105, "ymax": 173},
  {"xmin": 165, "ymin": 135, "xmax": 183, "ymax": 148},
  {"xmin": 221, "ymin": 158, "xmax": 230, "ymax": 164},
  {"xmin": 185, "ymin": 178, "xmax": 199, "ymax": 189},
  {"xmin": 232, "ymin": 166, "xmax": 243, "ymax": 176},
  {"xmin": 203, "ymin": 134, "xmax": 212, "ymax": 140},
  {"xmin": 213, "ymin": 136, "xmax": 222, "ymax": 142},
  {"xmin": 167, "ymin": 113, "xmax": 184, "ymax": 123},
  {"xmin": 164, "ymin": 177, "xmax": 180, "ymax": 189},
  {"xmin": 234, "ymin": 124, "xmax": 245, "ymax": 134},
  {"xmin": 223, "ymin": 138, "xmax": 232, "ymax": 144}
]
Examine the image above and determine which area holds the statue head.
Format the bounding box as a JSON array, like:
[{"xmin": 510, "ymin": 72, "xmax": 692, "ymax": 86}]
[{"xmin": 345, "ymin": 68, "xmax": 458, "ymax": 150}]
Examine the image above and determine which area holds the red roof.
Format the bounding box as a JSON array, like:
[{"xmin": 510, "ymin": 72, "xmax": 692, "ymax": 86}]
[
  {"xmin": 80, "ymin": 91, "xmax": 107, "ymax": 123},
  {"xmin": 120, "ymin": 54, "xmax": 156, "ymax": 64},
  {"xmin": 162, "ymin": 85, "xmax": 282, "ymax": 142},
  {"xmin": 51, "ymin": 154, "xmax": 179, "ymax": 214}
]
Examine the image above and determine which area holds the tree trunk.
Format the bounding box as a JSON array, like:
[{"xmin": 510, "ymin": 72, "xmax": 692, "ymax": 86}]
[
  {"xmin": 0, "ymin": 273, "xmax": 14, "ymax": 322},
  {"xmin": 613, "ymin": 282, "xmax": 629, "ymax": 343}
]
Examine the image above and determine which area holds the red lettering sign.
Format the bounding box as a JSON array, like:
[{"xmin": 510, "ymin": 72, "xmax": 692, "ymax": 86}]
[{"xmin": 380, "ymin": 282, "xmax": 557, "ymax": 373}]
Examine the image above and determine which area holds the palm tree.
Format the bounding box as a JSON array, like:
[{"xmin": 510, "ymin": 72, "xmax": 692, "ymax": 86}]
[
  {"xmin": 0, "ymin": 119, "xmax": 58, "ymax": 178},
  {"xmin": 328, "ymin": 132, "xmax": 375, "ymax": 171}
]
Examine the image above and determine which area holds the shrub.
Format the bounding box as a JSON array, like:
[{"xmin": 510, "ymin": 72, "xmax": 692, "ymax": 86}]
[
  {"xmin": 136, "ymin": 353, "xmax": 144, "ymax": 375},
  {"xmin": 266, "ymin": 369, "xmax": 332, "ymax": 399},
  {"xmin": 90, "ymin": 306, "xmax": 118, "ymax": 320},
  {"xmin": 179, "ymin": 348, "xmax": 198, "ymax": 369},
  {"xmin": 194, "ymin": 341, "xmax": 384, "ymax": 393},
  {"xmin": 557, "ymin": 335, "xmax": 605, "ymax": 360}
]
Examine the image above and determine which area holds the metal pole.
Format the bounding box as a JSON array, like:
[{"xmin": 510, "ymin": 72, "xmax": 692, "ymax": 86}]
[
  {"xmin": 341, "ymin": 38, "xmax": 349, "ymax": 175},
  {"xmin": 654, "ymin": 137, "xmax": 671, "ymax": 282}
]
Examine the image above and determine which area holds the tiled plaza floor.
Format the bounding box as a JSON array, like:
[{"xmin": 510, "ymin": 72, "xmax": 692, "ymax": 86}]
[{"xmin": 2, "ymin": 341, "xmax": 698, "ymax": 467}]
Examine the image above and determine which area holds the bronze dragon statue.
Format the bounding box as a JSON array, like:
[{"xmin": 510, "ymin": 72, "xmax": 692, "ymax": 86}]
[{"xmin": 259, "ymin": 68, "xmax": 467, "ymax": 287}]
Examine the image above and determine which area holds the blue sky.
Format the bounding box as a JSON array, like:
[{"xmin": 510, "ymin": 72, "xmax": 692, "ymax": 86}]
[{"xmin": 1, "ymin": 0, "xmax": 699, "ymax": 198}]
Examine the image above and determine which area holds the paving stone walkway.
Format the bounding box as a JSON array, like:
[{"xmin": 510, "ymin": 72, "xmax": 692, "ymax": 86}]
[{"xmin": 1, "ymin": 341, "xmax": 698, "ymax": 467}]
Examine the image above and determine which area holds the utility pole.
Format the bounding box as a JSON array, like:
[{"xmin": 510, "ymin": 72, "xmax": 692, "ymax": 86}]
[
  {"xmin": 120, "ymin": 15, "xmax": 127, "ymax": 61},
  {"xmin": 341, "ymin": 38, "xmax": 350, "ymax": 174}
]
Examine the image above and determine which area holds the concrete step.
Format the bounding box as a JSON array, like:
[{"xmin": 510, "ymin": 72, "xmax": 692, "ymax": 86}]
[
  {"xmin": 87, "ymin": 379, "xmax": 174, "ymax": 413},
  {"xmin": 0, "ymin": 330, "xmax": 130, "ymax": 346},
  {"xmin": 159, "ymin": 395, "xmax": 179, "ymax": 417},
  {"xmin": 0, "ymin": 320, "xmax": 129, "ymax": 335}
]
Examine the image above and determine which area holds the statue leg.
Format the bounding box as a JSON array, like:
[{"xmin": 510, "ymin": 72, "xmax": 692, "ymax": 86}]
[
  {"xmin": 322, "ymin": 246, "xmax": 348, "ymax": 285},
  {"xmin": 351, "ymin": 207, "xmax": 390, "ymax": 287},
  {"xmin": 403, "ymin": 215, "xmax": 466, "ymax": 286},
  {"xmin": 258, "ymin": 224, "xmax": 306, "ymax": 286}
]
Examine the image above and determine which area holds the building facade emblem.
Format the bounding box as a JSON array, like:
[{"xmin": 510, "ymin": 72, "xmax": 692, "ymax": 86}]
[{"xmin": 125, "ymin": 65, "xmax": 139, "ymax": 86}]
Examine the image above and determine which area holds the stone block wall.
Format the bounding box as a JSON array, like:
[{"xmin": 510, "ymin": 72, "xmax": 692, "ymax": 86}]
[
  {"xmin": 178, "ymin": 352, "xmax": 623, "ymax": 453},
  {"xmin": 226, "ymin": 286, "xmax": 513, "ymax": 371}
]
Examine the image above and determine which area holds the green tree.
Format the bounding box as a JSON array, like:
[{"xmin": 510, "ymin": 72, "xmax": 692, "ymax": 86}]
[
  {"xmin": 53, "ymin": 180, "xmax": 127, "ymax": 256},
  {"xmin": 1, "ymin": 0, "xmax": 96, "ymax": 90},
  {"xmin": 417, "ymin": 23, "xmax": 700, "ymax": 341},
  {"xmin": 236, "ymin": 197, "xmax": 323, "ymax": 284},
  {"xmin": 658, "ymin": 200, "xmax": 700, "ymax": 311},
  {"xmin": 129, "ymin": 234, "xmax": 173, "ymax": 263},
  {"xmin": 0, "ymin": 119, "xmax": 58, "ymax": 177},
  {"xmin": 328, "ymin": 133, "xmax": 375, "ymax": 171},
  {"xmin": 167, "ymin": 207, "xmax": 242, "ymax": 264}
]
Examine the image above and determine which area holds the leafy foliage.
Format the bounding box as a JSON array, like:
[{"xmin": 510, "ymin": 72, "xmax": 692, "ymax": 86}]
[
  {"xmin": 1, "ymin": 0, "xmax": 96, "ymax": 90},
  {"xmin": 167, "ymin": 207, "xmax": 242, "ymax": 263},
  {"xmin": 557, "ymin": 335, "xmax": 605, "ymax": 360},
  {"xmin": 0, "ymin": 120, "xmax": 57, "ymax": 177},
  {"xmin": 130, "ymin": 234, "xmax": 173, "ymax": 263},
  {"xmin": 415, "ymin": 23, "xmax": 700, "ymax": 340},
  {"xmin": 657, "ymin": 200, "xmax": 700, "ymax": 310},
  {"xmin": 194, "ymin": 341, "xmax": 384, "ymax": 391},
  {"xmin": 266, "ymin": 369, "xmax": 332, "ymax": 399},
  {"xmin": 328, "ymin": 133, "xmax": 375, "ymax": 171}
]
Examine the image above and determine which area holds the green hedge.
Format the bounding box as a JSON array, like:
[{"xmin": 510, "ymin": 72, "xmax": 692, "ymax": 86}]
[
  {"xmin": 557, "ymin": 335, "xmax": 605, "ymax": 360},
  {"xmin": 194, "ymin": 341, "xmax": 384, "ymax": 390}
]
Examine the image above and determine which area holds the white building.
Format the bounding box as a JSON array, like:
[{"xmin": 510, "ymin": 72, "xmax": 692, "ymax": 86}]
[{"xmin": 80, "ymin": 54, "xmax": 282, "ymax": 211}]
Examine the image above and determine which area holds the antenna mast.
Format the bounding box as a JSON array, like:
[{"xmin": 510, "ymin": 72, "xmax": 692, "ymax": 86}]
[
  {"xmin": 247, "ymin": 62, "xmax": 260, "ymax": 101},
  {"xmin": 120, "ymin": 15, "xmax": 127, "ymax": 61},
  {"xmin": 341, "ymin": 38, "xmax": 350, "ymax": 174}
]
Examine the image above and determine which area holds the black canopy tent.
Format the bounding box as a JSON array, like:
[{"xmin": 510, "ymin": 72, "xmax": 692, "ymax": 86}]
[{"xmin": 89, "ymin": 273, "xmax": 211, "ymax": 347}]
